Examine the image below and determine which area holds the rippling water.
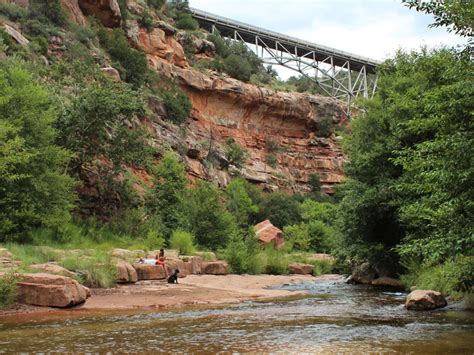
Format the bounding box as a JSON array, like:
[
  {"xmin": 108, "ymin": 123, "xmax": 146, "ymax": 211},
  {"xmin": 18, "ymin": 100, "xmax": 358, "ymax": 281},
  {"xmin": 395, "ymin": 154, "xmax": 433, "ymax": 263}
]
[{"xmin": 0, "ymin": 280, "xmax": 473, "ymax": 353}]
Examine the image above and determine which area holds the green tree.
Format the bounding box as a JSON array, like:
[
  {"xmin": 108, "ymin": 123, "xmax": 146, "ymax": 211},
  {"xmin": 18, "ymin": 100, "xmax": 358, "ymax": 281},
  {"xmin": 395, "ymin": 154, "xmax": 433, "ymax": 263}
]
[
  {"xmin": 147, "ymin": 152, "xmax": 187, "ymax": 238},
  {"xmin": 226, "ymin": 178, "xmax": 259, "ymax": 229},
  {"xmin": 255, "ymin": 192, "xmax": 301, "ymax": 229},
  {"xmin": 184, "ymin": 181, "xmax": 237, "ymax": 250},
  {"xmin": 0, "ymin": 61, "xmax": 75, "ymax": 241}
]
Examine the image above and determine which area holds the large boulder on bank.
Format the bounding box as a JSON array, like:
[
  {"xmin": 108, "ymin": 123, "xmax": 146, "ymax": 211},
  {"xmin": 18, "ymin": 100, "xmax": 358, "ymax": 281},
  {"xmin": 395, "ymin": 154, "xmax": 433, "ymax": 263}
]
[
  {"xmin": 202, "ymin": 261, "xmax": 228, "ymax": 275},
  {"xmin": 29, "ymin": 263, "xmax": 77, "ymax": 278},
  {"xmin": 116, "ymin": 261, "xmax": 138, "ymax": 283},
  {"xmin": 371, "ymin": 276, "xmax": 402, "ymax": 288},
  {"xmin": 133, "ymin": 263, "xmax": 167, "ymax": 280},
  {"xmin": 181, "ymin": 256, "xmax": 203, "ymax": 275},
  {"xmin": 255, "ymin": 220, "xmax": 285, "ymax": 249},
  {"xmin": 165, "ymin": 258, "xmax": 187, "ymax": 278},
  {"xmin": 289, "ymin": 263, "xmax": 313, "ymax": 275},
  {"xmin": 405, "ymin": 290, "xmax": 447, "ymax": 310},
  {"xmin": 17, "ymin": 273, "xmax": 90, "ymax": 308}
]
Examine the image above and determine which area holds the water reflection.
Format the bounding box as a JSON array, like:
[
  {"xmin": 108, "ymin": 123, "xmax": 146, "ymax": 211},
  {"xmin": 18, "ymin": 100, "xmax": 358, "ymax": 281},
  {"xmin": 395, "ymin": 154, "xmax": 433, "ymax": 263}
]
[{"xmin": 0, "ymin": 280, "xmax": 473, "ymax": 353}]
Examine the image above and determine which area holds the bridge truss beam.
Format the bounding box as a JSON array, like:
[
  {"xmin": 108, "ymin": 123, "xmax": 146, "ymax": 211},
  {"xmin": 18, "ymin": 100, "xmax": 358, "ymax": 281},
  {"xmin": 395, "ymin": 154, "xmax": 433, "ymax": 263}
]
[{"xmin": 191, "ymin": 8, "xmax": 381, "ymax": 116}]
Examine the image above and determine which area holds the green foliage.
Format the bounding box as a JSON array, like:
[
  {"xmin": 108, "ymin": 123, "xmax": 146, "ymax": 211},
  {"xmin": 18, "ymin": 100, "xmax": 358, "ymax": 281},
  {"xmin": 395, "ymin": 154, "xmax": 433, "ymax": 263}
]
[
  {"xmin": 0, "ymin": 60, "xmax": 75, "ymax": 242},
  {"xmin": 175, "ymin": 14, "xmax": 199, "ymax": 31},
  {"xmin": 30, "ymin": 35, "xmax": 48, "ymax": 55},
  {"xmin": 147, "ymin": 0, "xmax": 166, "ymax": 10},
  {"xmin": 167, "ymin": 0, "xmax": 199, "ymax": 30},
  {"xmin": 207, "ymin": 34, "xmax": 230, "ymax": 58},
  {"xmin": 308, "ymin": 173, "xmax": 321, "ymax": 192},
  {"xmin": 265, "ymin": 154, "xmax": 278, "ymax": 168},
  {"xmin": 147, "ymin": 152, "xmax": 187, "ymax": 238},
  {"xmin": 315, "ymin": 117, "xmax": 334, "ymax": 137},
  {"xmin": 223, "ymin": 54, "xmax": 252, "ymax": 82},
  {"xmin": 0, "ymin": 2, "xmax": 27, "ymax": 22},
  {"xmin": 224, "ymin": 138, "xmax": 248, "ymax": 168},
  {"xmin": 255, "ymin": 192, "xmax": 301, "ymax": 229},
  {"xmin": 161, "ymin": 90, "xmax": 192, "ymax": 124},
  {"xmin": 263, "ymin": 247, "xmax": 288, "ymax": 275},
  {"xmin": 339, "ymin": 48, "xmax": 473, "ymax": 277},
  {"xmin": 73, "ymin": 25, "xmax": 97, "ymax": 46},
  {"xmin": 226, "ymin": 178, "xmax": 259, "ymax": 228},
  {"xmin": 0, "ymin": 271, "xmax": 18, "ymax": 309},
  {"xmin": 139, "ymin": 10, "xmax": 155, "ymax": 32},
  {"xmin": 401, "ymin": 256, "xmax": 474, "ymax": 296},
  {"xmin": 98, "ymin": 28, "xmax": 148, "ymax": 86},
  {"xmin": 402, "ymin": 0, "xmax": 473, "ymax": 38},
  {"xmin": 312, "ymin": 259, "xmax": 333, "ymax": 276},
  {"xmin": 60, "ymin": 252, "xmax": 117, "ymax": 288},
  {"xmin": 170, "ymin": 229, "xmax": 196, "ymax": 255},
  {"xmin": 29, "ymin": 0, "xmax": 67, "ymax": 26},
  {"xmin": 184, "ymin": 181, "xmax": 237, "ymax": 250},
  {"xmin": 283, "ymin": 224, "xmax": 310, "ymax": 251},
  {"xmin": 223, "ymin": 231, "xmax": 263, "ymax": 274}
]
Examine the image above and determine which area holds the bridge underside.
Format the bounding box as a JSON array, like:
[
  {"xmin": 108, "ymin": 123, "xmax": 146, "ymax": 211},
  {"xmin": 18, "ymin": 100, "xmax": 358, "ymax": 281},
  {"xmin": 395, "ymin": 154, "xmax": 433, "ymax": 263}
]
[{"xmin": 191, "ymin": 8, "xmax": 381, "ymax": 115}]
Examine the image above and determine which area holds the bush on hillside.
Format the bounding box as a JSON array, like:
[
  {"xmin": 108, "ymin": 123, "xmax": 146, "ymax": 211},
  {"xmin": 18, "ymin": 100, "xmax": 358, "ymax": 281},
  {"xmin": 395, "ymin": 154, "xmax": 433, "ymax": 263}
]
[
  {"xmin": 170, "ymin": 230, "xmax": 196, "ymax": 255},
  {"xmin": 0, "ymin": 272, "xmax": 18, "ymax": 308},
  {"xmin": 161, "ymin": 90, "xmax": 192, "ymax": 124},
  {"xmin": 0, "ymin": 3, "xmax": 27, "ymax": 22}
]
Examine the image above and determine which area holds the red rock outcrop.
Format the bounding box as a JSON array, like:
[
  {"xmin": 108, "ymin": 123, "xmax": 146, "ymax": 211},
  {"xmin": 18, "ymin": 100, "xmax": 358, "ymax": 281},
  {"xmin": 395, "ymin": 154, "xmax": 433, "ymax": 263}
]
[
  {"xmin": 16, "ymin": 273, "xmax": 90, "ymax": 308},
  {"xmin": 147, "ymin": 58, "xmax": 346, "ymax": 194},
  {"xmin": 255, "ymin": 219, "xmax": 285, "ymax": 249},
  {"xmin": 60, "ymin": 0, "xmax": 87, "ymax": 26},
  {"xmin": 78, "ymin": 0, "xmax": 121, "ymax": 28},
  {"xmin": 133, "ymin": 263, "xmax": 167, "ymax": 280},
  {"xmin": 116, "ymin": 261, "xmax": 138, "ymax": 283}
]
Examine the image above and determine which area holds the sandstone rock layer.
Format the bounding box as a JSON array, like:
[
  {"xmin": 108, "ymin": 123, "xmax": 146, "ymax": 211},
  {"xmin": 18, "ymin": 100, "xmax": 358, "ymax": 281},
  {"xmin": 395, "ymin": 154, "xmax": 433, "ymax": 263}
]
[{"xmin": 405, "ymin": 290, "xmax": 447, "ymax": 310}]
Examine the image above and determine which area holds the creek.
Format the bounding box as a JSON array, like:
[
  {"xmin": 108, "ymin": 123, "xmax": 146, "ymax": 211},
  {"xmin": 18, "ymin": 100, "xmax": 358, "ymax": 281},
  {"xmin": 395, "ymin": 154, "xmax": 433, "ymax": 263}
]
[{"xmin": 0, "ymin": 280, "xmax": 472, "ymax": 353}]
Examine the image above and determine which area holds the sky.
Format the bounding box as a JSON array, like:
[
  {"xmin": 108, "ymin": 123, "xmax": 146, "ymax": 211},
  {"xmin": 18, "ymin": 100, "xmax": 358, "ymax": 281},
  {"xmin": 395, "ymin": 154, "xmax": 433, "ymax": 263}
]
[{"xmin": 189, "ymin": 0, "xmax": 466, "ymax": 79}]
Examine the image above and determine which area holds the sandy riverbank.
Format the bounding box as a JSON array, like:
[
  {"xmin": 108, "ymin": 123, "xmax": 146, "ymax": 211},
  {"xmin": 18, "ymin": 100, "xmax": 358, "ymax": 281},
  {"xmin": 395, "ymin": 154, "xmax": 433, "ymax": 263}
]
[{"xmin": 0, "ymin": 274, "xmax": 344, "ymax": 317}]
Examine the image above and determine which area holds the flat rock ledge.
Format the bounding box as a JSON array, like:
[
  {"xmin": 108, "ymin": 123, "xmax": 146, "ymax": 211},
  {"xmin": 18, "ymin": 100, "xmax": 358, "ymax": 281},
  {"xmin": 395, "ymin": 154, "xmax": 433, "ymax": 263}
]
[
  {"xmin": 405, "ymin": 290, "xmax": 447, "ymax": 311},
  {"xmin": 17, "ymin": 273, "xmax": 91, "ymax": 308},
  {"xmin": 288, "ymin": 263, "xmax": 314, "ymax": 275}
]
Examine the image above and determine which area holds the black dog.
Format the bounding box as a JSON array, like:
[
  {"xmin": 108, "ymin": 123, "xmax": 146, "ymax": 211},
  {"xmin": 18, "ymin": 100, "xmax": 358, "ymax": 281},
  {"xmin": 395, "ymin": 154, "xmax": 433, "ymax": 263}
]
[{"xmin": 167, "ymin": 269, "xmax": 179, "ymax": 284}]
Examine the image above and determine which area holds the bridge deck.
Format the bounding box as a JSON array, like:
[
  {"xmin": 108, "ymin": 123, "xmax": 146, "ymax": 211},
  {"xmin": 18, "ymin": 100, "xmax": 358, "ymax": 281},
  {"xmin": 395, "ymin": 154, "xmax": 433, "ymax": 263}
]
[{"xmin": 190, "ymin": 8, "xmax": 381, "ymax": 74}]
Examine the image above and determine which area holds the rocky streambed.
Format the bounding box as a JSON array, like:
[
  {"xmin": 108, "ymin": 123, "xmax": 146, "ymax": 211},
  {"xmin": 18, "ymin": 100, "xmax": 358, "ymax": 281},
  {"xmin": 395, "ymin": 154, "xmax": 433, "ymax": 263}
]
[{"xmin": 0, "ymin": 277, "xmax": 472, "ymax": 353}]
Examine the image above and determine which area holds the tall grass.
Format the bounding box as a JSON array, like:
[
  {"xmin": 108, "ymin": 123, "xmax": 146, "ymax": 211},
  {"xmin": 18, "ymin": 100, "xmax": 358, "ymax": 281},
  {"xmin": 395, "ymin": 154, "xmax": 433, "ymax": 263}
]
[
  {"xmin": 0, "ymin": 271, "xmax": 18, "ymax": 308},
  {"xmin": 263, "ymin": 248, "xmax": 289, "ymax": 275}
]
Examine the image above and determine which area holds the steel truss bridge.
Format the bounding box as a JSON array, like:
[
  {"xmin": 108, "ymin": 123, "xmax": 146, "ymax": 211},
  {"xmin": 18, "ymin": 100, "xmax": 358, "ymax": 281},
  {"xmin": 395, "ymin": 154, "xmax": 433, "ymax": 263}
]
[{"xmin": 190, "ymin": 7, "xmax": 381, "ymax": 114}]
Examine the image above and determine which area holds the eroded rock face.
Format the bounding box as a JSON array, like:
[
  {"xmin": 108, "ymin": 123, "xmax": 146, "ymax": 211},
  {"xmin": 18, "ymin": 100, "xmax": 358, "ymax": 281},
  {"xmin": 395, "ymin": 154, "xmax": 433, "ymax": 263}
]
[
  {"xmin": 3, "ymin": 24, "xmax": 29, "ymax": 46},
  {"xmin": 405, "ymin": 290, "xmax": 447, "ymax": 310},
  {"xmin": 202, "ymin": 261, "xmax": 228, "ymax": 275},
  {"xmin": 181, "ymin": 256, "xmax": 203, "ymax": 275},
  {"xmin": 165, "ymin": 258, "xmax": 187, "ymax": 278},
  {"xmin": 139, "ymin": 28, "xmax": 187, "ymax": 68},
  {"xmin": 133, "ymin": 263, "xmax": 167, "ymax": 280},
  {"xmin": 116, "ymin": 261, "xmax": 138, "ymax": 283},
  {"xmin": 288, "ymin": 263, "xmax": 313, "ymax": 275},
  {"xmin": 17, "ymin": 273, "xmax": 90, "ymax": 308},
  {"xmin": 60, "ymin": 0, "xmax": 87, "ymax": 26},
  {"xmin": 78, "ymin": 0, "xmax": 121, "ymax": 28},
  {"xmin": 147, "ymin": 59, "xmax": 346, "ymax": 194}
]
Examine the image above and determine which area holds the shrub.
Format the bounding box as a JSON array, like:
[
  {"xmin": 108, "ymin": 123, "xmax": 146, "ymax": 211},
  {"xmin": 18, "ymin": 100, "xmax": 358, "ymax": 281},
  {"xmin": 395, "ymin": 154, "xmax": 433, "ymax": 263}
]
[
  {"xmin": 401, "ymin": 256, "xmax": 474, "ymax": 296},
  {"xmin": 265, "ymin": 154, "xmax": 278, "ymax": 168},
  {"xmin": 74, "ymin": 25, "xmax": 96, "ymax": 46},
  {"xmin": 147, "ymin": 0, "xmax": 166, "ymax": 10},
  {"xmin": 308, "ymin": 173, "xmax": 321, "ymax": 192},
  {"xmin": 312, "ymin": 260, "xmax": 333, "ymax": 275},
  {"xmin": 175, "ymin": 13, "xmax": 199, "ymax": 30},
  {"xmin": 0, "ymin": 271, "xmax": 18, "ymax": 308},
  {"xmin": 60, "ymin": 252, "xmax": 117, "ymax": 288},
  {"xmin": 223, "ymin": 233, "xmax": 263, "ymax": 274},
  {"xmin": 224, "ymin": 138, "xmax": 248, "ymax": 168},
  {"xmin": 207, "ymin": 34, "xmax": 230, "ymax": 58},
  {"xmin": 161, "ymin": 90, "xmax": 192, "ymax": 124},
  {"xmin": 315, "ymin": 117, "xmax": 334, "ymax": 137},
  {"xmin": 29, "ymin": 0, "xmax": 67, "ymax": 26},
  {"xmin": 98, "ymin": 28, "xmax": 148, "ymax": 86},
  {"xmin": 283, "ymin": 224, "xmax": 310, "ymax": 251},
  {"xmin": 30, "ymin": 36, "xmax": 48, "ymax": 55},
  {"xmin": 170, "ymin": 230, "xmax": 196, "ymax": 255},
  {"xmin": 223, "ymin": 54, "xmax": 252, "ymax": 82},
  {"xmin": 139, "ymin": 11, "xmax": 154, "ymax": 32},
  {"xmin": 263, "ymin": 247, "xmax": 288, "ymax": 275},
  {"xmin": 0, "ymin": 3, "xmax": 27, "ymax": 22}
]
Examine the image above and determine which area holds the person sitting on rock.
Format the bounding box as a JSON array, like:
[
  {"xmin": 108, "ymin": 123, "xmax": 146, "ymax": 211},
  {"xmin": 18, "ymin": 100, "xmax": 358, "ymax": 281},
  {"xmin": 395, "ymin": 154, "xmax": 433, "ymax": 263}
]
[{"xmin": 138, "ymin": 249, "xmax": 168, "ymax": 277}]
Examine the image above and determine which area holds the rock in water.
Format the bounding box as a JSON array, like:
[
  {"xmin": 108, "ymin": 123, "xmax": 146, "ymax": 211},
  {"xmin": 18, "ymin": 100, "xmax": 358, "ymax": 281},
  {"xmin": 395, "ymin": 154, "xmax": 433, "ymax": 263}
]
[
  {"xmin": 405, "ymin": 290, "xmax": 447, "ymax": 310},
  {"xmin": 16, "ymin": 273, "xmax": 90, "ymax": 308}
]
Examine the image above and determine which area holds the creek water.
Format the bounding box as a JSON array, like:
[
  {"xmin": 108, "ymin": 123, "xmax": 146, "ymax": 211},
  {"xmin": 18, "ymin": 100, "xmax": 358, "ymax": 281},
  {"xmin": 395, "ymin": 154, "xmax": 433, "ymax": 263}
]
[{"xmin": 0, "ymin": 280, "xmax": 473, "ymax": 353}]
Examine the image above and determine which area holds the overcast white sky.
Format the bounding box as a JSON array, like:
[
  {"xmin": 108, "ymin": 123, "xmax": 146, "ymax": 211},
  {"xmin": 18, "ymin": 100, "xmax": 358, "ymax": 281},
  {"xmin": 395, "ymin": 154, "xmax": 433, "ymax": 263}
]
[{"xmin": 189, "ymin": 0, "xmax": 466, "ymax": 79}]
